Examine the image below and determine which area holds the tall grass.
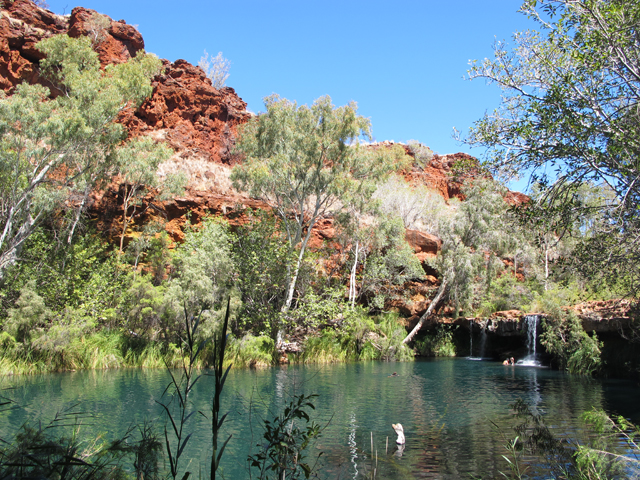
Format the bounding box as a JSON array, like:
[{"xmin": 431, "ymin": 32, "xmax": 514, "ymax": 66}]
[
  {"xmin": 292, "ymin": 311, "xmax": 414, "ymax": 364},
  {"xmin": 0, "ymin": 310, "xmax": 418, "ymax": 375},
  {"xmin": 0, "ymin": 331, "xmax": 185, "ymax": 375},
  {"xmin": 225, "ymin": 334, "xmax": 274, "ymax": 367}
]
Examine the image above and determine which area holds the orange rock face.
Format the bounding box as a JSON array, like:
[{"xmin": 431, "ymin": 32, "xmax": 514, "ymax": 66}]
[
  {"xmin": 1, "ymin": 0, "xmax": 252, "ymax": 243},
  {"xmin": 0, "ymin": 0, "xmax": 66, "ymax": 90},
  {"xmin": 405, "ymin": 229, "xmax": 441, "ymax": 263},
  {"xmin": 119, "ymin": 59, "xmax": 250, "ymax": 165},
  {"xmin": 0, "ymin": 1, "xmax": 144, "ymax": 92},
  {"xmin": 0, "ymin": 0, "xmax": 529, "ymax": 274}
]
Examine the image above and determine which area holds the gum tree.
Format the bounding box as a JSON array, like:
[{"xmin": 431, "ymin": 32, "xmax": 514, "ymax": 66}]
[
  {"xmin": 465, "ymin": 0, "xmax": 640, "ymax": 294},
  {"xmin": 231, "ymin": 95, "xmax": 405, "ymax": 324},
  {"xmin": 0, "ymin": 34, "xmax": 164, "ymax": 276}
]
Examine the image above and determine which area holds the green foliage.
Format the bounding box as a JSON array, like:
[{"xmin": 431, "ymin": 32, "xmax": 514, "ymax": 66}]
[
  {"xmin": 0, "ymin": 330, "xmax": 182, "ymax": 375},
  {"xmin": 415, "ymin": 325, "xmax": 457, "ymax": 357},
  {"xmin": 0, "ymin": 413, "xmax": 160, "ymax": 480},
  {"xmin": 374, "ymin": 312, "xmax": 415, "ymax": 361},
  {"xmin": 248, "ymin": 394, "xmax": 323, "ymax": 479},
  {"xmin": 540, "ymin": 311, "xmax": 602, "ymax": 375},
  {"xmin": 466, "ymin": 0, "xmax": 640, "ymax": 296},
  {"xmin": 232, "ymin": 210, "xmax": 293, "ymax": 337},
  {"xmin": 435, "ymin": 179, "xmax": 514, "ymax": 318},
  {"xmin": 294, "ymin": 307, "xmax": 411, "ymax": 363},
  {"xmin": 158, "ymin": 298, "xmax": 232, "ymax": 480},
  {"xmin": 0, "ymin": 227, "xmax": 124, "ymax": 319},
  {"xmin": 286, "ymin": 286, "xmax": 346, "ymax": 331},
  {"xmin": 0, "ymin": 34, "xmax": 163, "ymax": 275},
  {"xmin": 359, "ymin": 215, "xmax": 424, "ymax": 311},
  {"xmin": 373, "ymin": 174, "xmax": 447, "ymax": 233},
  {"xmin": 505, "ymin": 399, "xmax": 640, "ymax": 479},
  {"xmin": 0, "ymin": 227, "xmax": 129, "ymax": 364},
  {"xmin": 120, "ymin": 275, "xmax": 172, "ymax": 340},
  {"xmin": 406, "ymin": 140, "xmax": 433, "ymax": 169},
  {"xmin": 198, "ymin": 50, "xmax": 230, "ymax": 89},
  {"xmin": 4, "ymin": 281, "xmax": 50, "ymax": 344},
  {"xmin": 301, "ymin": 329, "xmax": 351, "ymax": 364},
  {"xmin": 227, "ymin": 334, "xmax": 274, "ymax": 367},
  {"xmin": 166, "ymin": 217, "xmax": 234, "ymax": 341},
  {"xmin": 476, "ymin": 274, "xmax": 538, "ymax": 317},
  {"xmin": 342, "ymin": 307, "xmax": 377, "ymax": 358},
  {"xmin": 115, "ymin": 136, "xmax": 183, "ymax": 253},
  {"xmin": 232, "ymin": 94, "xmax": 405, "ymax": 311}
]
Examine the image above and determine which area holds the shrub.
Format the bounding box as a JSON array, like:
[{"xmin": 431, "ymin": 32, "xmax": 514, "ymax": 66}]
[
  {"xmin": 541, "ymin": 311, "xmax": 602, "ymax": 375},
  {"xmin": 248, "ymin": 394, "xmax": 323, "ymax": 479},
  {"xmin": 506, "ymin": 400, "xmax": 639, "ymax": 479},
  {"xmin": 198, "ymin": 50, "xmax": 230, "ymax": 89},
  {"xmin": 4, "ymin": 281, "xmax": 50, "ymax": 344},
  {"xmin": 227, "ymin": 334, "xmax": 274, "ymax": 367},
  {"xmin": 406, "ymin": 140, "xmax": 434, "ymax": 169},
  {"xmin": 373, "ymin": 312, "xmax": 415, "ymax": 361},
  {"xmin": 415, "ymin": 325, "xmax": 457, "ymax": 357}
]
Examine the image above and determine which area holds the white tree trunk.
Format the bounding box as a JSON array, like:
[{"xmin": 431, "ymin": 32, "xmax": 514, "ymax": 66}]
[
  {"xmin": 67, "ymin": 187, "xmax": 90, "ymax": 244},
  {"xmin": 544, "ymin": 245, "xmax": 549, "ymax": 291},
  {"xmin": 349, "ymin": 240, "xmax": 359, "ymax": 308},
  {"xmin": 402, "ymin": 278, "xmax": 448, "ymax": 344}
]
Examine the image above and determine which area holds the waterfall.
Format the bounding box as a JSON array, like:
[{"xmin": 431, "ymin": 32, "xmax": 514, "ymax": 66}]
[
  {"xmin": 517, "ymin": 315, "xmax": 542, "ymax": 366},
  {"xmin": 467, "ymin": 320, "xmax": 485, "ymax": 360},
  {"xmin": 479, "ymin": 325, "xmax": 487, "ymax": 359},
  {"xmin": 525, "ymin": 314, "xmax": 538, "ymax": 357}
]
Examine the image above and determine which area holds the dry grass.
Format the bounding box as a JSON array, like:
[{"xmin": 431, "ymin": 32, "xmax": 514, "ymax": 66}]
[{"xmin": 156, "ymin": 148, "xmax": 236, "ymax": 195}]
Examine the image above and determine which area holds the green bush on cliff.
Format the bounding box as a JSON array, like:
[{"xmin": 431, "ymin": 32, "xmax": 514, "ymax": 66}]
[
  {"xmin": 415, "ymin": 325, "xmax": 457, "ymax": 357},
  {"xmin": 541, "ymin": 311, "xmax": 602, "ymax": 375}
]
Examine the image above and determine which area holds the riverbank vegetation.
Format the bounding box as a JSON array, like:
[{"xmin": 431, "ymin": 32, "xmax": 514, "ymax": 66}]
[{"xmin": 0, "ymin": 0, "xmax": 638, "ymax": 380}]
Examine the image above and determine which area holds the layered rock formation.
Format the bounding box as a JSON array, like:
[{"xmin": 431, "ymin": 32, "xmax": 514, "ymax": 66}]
[
  {"xmin": 0, "ymin": 1, "xmax": 143, "ymax": 91},
  {"xmin": 1, "ymin": 0, "xmax": 634, "ymax": 347},
  {"xmin": 1, "ymin": 0, "xmax": 252, "ymax": 239}
]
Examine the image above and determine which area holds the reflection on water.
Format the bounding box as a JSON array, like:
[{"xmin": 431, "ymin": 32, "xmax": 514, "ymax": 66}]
[{"xmin": 1, "ymin": 359, "xmax": 639, "ymax": 479}]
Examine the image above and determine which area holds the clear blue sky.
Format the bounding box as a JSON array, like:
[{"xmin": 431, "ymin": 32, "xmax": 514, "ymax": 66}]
[{"xmin": 46, "ymin": 0, "xmax": 533, "ymax": 191}]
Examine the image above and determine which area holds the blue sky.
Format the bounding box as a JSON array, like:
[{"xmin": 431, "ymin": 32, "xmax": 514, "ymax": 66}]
[{"xmin": 46, "ymin": 0, "xmax": 533, "ymax": 191}]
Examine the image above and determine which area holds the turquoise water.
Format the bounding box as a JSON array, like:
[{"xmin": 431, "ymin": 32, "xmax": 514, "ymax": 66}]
[{"xmin": 1, "ymin": 359, "xmax": 639, "ymax": 478}]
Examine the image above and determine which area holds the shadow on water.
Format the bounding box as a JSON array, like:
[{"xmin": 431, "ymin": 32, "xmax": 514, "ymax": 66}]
[{"xmin": 1, "ymin": 359, "xmax": 639, "ymax": 479}]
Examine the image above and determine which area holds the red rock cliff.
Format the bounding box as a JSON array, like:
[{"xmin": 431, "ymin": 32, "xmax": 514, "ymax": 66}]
[{"xmin": 0, "ymin": 0, "xmax": 525, "ymax": 257}]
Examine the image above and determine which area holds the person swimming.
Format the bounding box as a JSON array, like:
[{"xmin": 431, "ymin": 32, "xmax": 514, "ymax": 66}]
[{"xmin": 389, "ymin": 372, "xmax": 399, "ymax": 377}]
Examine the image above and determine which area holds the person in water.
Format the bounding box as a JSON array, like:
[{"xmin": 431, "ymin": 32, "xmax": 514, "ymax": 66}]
[
  {"xmin": 510, "ymin": 357, "xmax": 515, "ymax": 365},
  {"xmin": 389, "ymin": 372, "xmax": 399, "ymax": 377}
]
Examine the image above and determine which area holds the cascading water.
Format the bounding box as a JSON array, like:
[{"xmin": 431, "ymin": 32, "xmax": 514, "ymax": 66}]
[
  {"xmin": 468, "ymin": 320, "xmax": 487, "ymax": 360},
  {"xmin": 517, "ymin": 315, "xmax": 543, "ymax": 366},
  {"xmin": 478, "ymin": 323, "xmax": 487, "ymax": 359}
]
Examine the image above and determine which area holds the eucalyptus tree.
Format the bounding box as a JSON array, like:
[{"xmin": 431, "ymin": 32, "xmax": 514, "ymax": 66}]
[
  {"xmin": 116, "ymin": 137, "xmax": 185, "ymax": 254},
  {"xmin": 166, "ymin": 218, "xmax": 234, "ymax": 337},
  {"xmin": 404, "ymin": 180, "xmax": 514, "ymax": 343},
  {"xmin": 231, "ymin": 95, "xmax": 405, "ymax": 317},
  {"xmin": 465, "ymin": 0, "xmax": 640, "ymax": 294},
  {"xmin": 0, "ymin": 34, "xmax": 164, "ymax": 276},
  {"xmin": 373, "ymin": 174, "xmax": 447, "ymax": 234}
]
